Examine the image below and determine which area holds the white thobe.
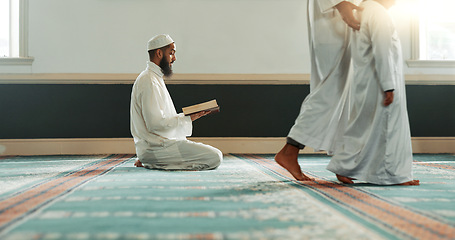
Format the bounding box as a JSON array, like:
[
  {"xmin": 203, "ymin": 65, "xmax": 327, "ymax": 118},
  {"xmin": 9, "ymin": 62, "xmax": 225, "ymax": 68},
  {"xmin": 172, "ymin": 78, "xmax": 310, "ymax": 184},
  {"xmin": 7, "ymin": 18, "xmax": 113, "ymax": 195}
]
[
  {"xmin": 130, "ymin": 62, "xmax": 222, "ymax": 170},
  {"xmin": 327, "ymin": 1, "xmax": 413, "ymax": 185},
  {"xmin": 287, "ymin": 0, "xmax": 356, "ymax": 153}
]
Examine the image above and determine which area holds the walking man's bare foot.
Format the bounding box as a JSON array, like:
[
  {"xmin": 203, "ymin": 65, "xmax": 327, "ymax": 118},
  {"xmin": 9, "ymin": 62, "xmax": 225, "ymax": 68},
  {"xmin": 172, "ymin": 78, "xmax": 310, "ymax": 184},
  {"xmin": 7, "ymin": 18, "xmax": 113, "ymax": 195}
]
[
  {"xmin": 134, "ymin": 159, "xmax": 144, "ymax": 167},
  {"xmin": 275, "ymin": 144, "xmax": 313, "ymax": 181},
  {"xmin": 336, "ymin": 174, "xmax": 355, "ymax": 184},
  {"xmin": 396, "ymin": 180, "xmax": 420, "ymax": 186}
]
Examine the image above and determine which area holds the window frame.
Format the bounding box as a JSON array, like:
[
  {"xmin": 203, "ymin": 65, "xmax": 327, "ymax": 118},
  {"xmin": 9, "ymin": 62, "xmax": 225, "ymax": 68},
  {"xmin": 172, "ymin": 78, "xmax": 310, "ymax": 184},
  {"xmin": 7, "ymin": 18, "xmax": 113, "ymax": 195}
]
[{"xmin": 0, "ymin": 0, "xmax": 33, "ymax": 65}]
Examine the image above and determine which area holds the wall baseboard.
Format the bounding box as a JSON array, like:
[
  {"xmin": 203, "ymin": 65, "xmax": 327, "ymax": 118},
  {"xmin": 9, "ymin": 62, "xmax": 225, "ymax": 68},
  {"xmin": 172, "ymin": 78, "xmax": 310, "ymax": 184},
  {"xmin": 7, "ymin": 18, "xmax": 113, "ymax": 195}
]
[
  {"xmin": 0, "ymin": 137, "xmax": 453, "ymax": 156},
  {"xmin": 0, "ymin": 73, "xmax": 454, "ymax": 85}
]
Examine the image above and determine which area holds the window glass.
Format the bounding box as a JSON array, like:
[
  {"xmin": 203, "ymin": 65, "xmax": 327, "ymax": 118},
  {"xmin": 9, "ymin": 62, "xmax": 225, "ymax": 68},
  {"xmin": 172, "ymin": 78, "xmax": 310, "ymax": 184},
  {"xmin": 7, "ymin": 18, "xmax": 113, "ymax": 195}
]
[
  {"xmin": 418, "ymin": 0, "xmax": 455, "ymax": 60},
  {"xmin": 0, "ymin": 0, "xmax": 10, "ymax": 57}
]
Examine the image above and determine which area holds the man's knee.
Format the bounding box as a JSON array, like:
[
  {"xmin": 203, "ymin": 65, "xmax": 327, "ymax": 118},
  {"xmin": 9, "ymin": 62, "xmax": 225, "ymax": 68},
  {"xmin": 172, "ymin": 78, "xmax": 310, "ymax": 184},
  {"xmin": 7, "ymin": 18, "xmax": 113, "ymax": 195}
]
[
  {"xmin": 204, "ymin": 147, "xmax": 222, "ymax": 169},
  {"xmin": 140, "ymin": 141, "xmax": 222, "ymax": 171},
  {"xmin": 183, "ymin": 141, "xmax": 222, "ymax": 169}
]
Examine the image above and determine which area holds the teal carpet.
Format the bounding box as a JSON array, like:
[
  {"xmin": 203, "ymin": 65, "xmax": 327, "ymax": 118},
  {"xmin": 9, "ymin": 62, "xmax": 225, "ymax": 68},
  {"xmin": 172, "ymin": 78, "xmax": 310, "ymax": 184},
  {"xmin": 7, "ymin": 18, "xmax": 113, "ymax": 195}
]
[{"xmin": 0, "ymin": 154, "xmax": 454, "ymax": 239}]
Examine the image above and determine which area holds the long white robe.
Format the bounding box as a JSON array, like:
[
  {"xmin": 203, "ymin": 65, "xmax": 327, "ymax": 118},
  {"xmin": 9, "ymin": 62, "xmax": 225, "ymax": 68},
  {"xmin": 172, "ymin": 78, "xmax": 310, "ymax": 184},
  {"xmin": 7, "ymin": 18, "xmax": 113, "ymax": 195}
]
[
  {"xmin": 130, "ymin": 61, "xmax": 222, "ymax": 170},
  {"xmin": 287, "ymin": 0, "xmax": 356, "ymax": 153},
  {"xmin": 327, "ymin": 0, "xmax": 413, "ymax": 185}
]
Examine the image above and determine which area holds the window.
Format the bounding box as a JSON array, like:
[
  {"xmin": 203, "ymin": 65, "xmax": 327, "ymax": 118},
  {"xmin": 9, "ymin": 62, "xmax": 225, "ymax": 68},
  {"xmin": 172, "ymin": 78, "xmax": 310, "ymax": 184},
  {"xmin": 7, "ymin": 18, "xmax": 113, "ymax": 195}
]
[
  {"xmin": 0, "ymin": 0, "xmax": 33, "ymax": 65},
  {"xmin": 407, "ymin": 0, "xmax": 455, "ymax": 67},
  {"xmin": 0, "ymin": 0, "xmax": 10, "ymax": 57}
]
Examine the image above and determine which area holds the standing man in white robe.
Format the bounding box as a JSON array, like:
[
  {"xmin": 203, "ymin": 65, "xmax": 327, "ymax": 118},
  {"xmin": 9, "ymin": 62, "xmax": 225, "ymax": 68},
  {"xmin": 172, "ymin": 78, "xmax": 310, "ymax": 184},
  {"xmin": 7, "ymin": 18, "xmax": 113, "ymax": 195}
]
[
  {"xmin": 327, "ymin": 0, "xmax": 419, "ymax": 185},
  {"xmin": 275, "ymin": 0, "xmax": 362, "ymax": 181},
  {"xmin": 130, "ymin": 34, "xmax": 222, "ymax": 171}
]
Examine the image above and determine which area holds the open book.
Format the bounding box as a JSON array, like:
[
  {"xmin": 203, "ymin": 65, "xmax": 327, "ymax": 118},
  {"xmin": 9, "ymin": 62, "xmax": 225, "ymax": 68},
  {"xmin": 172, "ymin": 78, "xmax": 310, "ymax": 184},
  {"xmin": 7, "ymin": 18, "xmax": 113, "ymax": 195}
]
[{"xmin": 182, "ymin": 99, "xmax": 220, "ymax": 116}]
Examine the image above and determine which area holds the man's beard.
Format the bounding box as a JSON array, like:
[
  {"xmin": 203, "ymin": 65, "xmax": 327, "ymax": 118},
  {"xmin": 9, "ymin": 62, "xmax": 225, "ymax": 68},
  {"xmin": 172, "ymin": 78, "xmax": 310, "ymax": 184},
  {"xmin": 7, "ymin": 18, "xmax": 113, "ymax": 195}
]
[{"xmin": 159, "ymin": 57, "xmax": 173, "ymax": 77}]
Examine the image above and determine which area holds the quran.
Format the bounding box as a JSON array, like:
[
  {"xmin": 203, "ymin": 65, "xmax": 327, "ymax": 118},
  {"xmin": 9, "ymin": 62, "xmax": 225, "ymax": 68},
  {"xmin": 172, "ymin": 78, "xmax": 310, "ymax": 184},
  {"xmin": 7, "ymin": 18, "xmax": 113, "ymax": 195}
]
[{"xmin": 182, "ymin": 99, "xmax": 220, "ymax": 116}]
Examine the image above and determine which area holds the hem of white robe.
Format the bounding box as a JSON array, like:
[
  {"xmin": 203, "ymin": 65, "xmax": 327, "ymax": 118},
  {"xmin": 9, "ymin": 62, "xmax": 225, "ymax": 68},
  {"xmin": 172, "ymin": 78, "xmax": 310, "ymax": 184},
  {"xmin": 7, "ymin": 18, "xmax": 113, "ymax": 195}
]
[
  {"xmin": 287, "ymin": 132, "xmax": 336, "ymax": 155},
  {"xmin": 138, "ymin": 139, "xmax": 222, "ymax": 171},
  {"xmin": 326, "ymin": 164, "xmax": 413, "ymax": 185}
]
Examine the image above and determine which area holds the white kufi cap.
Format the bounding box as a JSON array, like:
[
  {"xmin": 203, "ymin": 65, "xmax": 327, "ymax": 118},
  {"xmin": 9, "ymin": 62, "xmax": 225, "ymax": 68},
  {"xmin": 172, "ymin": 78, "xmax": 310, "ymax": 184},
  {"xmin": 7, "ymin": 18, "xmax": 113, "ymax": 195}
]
[{"xmin": 147, "ymin": 34, "xmax": 174, "ymax": 51}]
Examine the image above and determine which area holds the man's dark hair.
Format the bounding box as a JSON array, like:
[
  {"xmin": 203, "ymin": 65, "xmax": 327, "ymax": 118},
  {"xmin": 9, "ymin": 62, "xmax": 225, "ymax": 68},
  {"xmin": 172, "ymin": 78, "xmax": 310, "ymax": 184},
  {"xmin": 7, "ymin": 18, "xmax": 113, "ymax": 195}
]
[
  {"xmin": 148, "ymin": 45, "xmax": 170, "ymax": 61},
  {"xmin": 148, "ymin": 44, "xmax": 173, "ymax": 77}
]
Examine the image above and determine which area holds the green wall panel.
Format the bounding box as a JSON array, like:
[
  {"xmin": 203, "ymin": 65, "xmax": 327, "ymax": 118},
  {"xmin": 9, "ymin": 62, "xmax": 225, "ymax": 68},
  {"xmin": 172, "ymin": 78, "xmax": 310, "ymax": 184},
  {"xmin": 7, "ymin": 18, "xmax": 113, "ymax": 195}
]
[{"xmin": 0, "ymin": 84, "xmax": 453, "ymax": 139}]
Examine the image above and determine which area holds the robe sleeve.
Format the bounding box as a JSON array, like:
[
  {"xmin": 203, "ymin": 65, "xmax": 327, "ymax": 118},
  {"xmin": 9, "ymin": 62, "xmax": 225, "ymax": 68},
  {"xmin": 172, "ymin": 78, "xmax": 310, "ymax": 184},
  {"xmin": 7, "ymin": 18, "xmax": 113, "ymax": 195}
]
[
  {"xmin": 318, "ymin": 0, "xmax": 346, "ymax": 13},
  {"xmin": 368, "ymin": 8, "xmax": 396, "ymax": 92},
  {"xmin": 141, "ymin": 80, "xmax": 192, "ymax": 137}
]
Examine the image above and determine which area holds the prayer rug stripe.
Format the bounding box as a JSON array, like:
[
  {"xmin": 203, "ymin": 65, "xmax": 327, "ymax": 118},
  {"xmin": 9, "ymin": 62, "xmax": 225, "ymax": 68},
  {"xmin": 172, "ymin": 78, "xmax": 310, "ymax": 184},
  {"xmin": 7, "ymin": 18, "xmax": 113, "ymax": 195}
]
[
  {"xmin": 413, "ymin": 162, "xmax": 455, "ymax": 170},
  {"xmin": 0, "ymin": 155, "xmax": 114, "ymax": 201},
  {"xmin": 233, "ymin": 154, "xmax": 455, "ymax": 240},
  {"xmin": 0, "ymin": 154, "xmax": 133, "ymax": 232}
]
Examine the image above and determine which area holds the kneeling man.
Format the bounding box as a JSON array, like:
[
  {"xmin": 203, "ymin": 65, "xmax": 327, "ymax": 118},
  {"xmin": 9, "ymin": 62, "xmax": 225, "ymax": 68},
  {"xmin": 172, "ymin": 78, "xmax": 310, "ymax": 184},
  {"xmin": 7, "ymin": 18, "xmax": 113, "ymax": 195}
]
[{"xmin": 130, "ymin": 34, "xmax": 222, "ymax": 170}]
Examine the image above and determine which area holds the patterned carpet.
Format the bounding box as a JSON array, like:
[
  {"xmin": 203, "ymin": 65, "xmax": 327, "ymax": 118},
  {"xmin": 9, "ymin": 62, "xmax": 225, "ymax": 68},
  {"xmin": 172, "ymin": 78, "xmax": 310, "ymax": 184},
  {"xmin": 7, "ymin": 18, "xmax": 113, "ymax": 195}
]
[{"xmin": 0, "ymin": 154, "xmax": 454, "ymax": 239}]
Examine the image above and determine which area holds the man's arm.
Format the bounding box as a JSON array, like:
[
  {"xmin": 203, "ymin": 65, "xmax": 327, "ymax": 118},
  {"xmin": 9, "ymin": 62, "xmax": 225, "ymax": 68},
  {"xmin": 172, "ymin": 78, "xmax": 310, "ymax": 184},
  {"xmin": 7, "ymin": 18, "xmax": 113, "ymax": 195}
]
[
  {"xmin": 335, "ymin": 1, "xmax": 363, "ymax": 30},
  {"xmin": 369, "ymin": 7, "xmax": 397, "ymax": 101},
  {"xmin": 141, "ymin": 82, "xmax": 191, "ymax": 133}
]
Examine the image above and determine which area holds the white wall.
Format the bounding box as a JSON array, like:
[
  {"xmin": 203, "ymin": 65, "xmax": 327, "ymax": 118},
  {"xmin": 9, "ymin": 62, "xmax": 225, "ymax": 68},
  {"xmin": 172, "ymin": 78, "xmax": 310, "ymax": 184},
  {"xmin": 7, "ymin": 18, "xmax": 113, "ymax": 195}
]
[
  {"xmin": 26, "ymin": 0, "xmax": 309, "ymax": 74},
  {"xmin": 3, "ymin": 0, "xmax": 454, "ymax": 75}
]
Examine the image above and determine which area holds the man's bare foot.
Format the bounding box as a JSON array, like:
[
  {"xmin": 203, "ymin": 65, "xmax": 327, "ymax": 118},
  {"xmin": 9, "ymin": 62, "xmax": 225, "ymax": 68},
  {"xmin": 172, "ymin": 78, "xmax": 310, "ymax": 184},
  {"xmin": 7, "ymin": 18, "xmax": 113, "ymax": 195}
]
[
  {"xmin": 134, "ymin": 159, "xmax": 144, "ymax": 167},
  {"xmin": 396, "ymin": 180, "xmax": 420, "ymax": 186},
  {"xmin": 275, "ymin": 144, "xmax": 313, "ymax": 181},
  {"xmin": 336, "ymin": 174, "xmax": 355, "ymax": 184}
]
